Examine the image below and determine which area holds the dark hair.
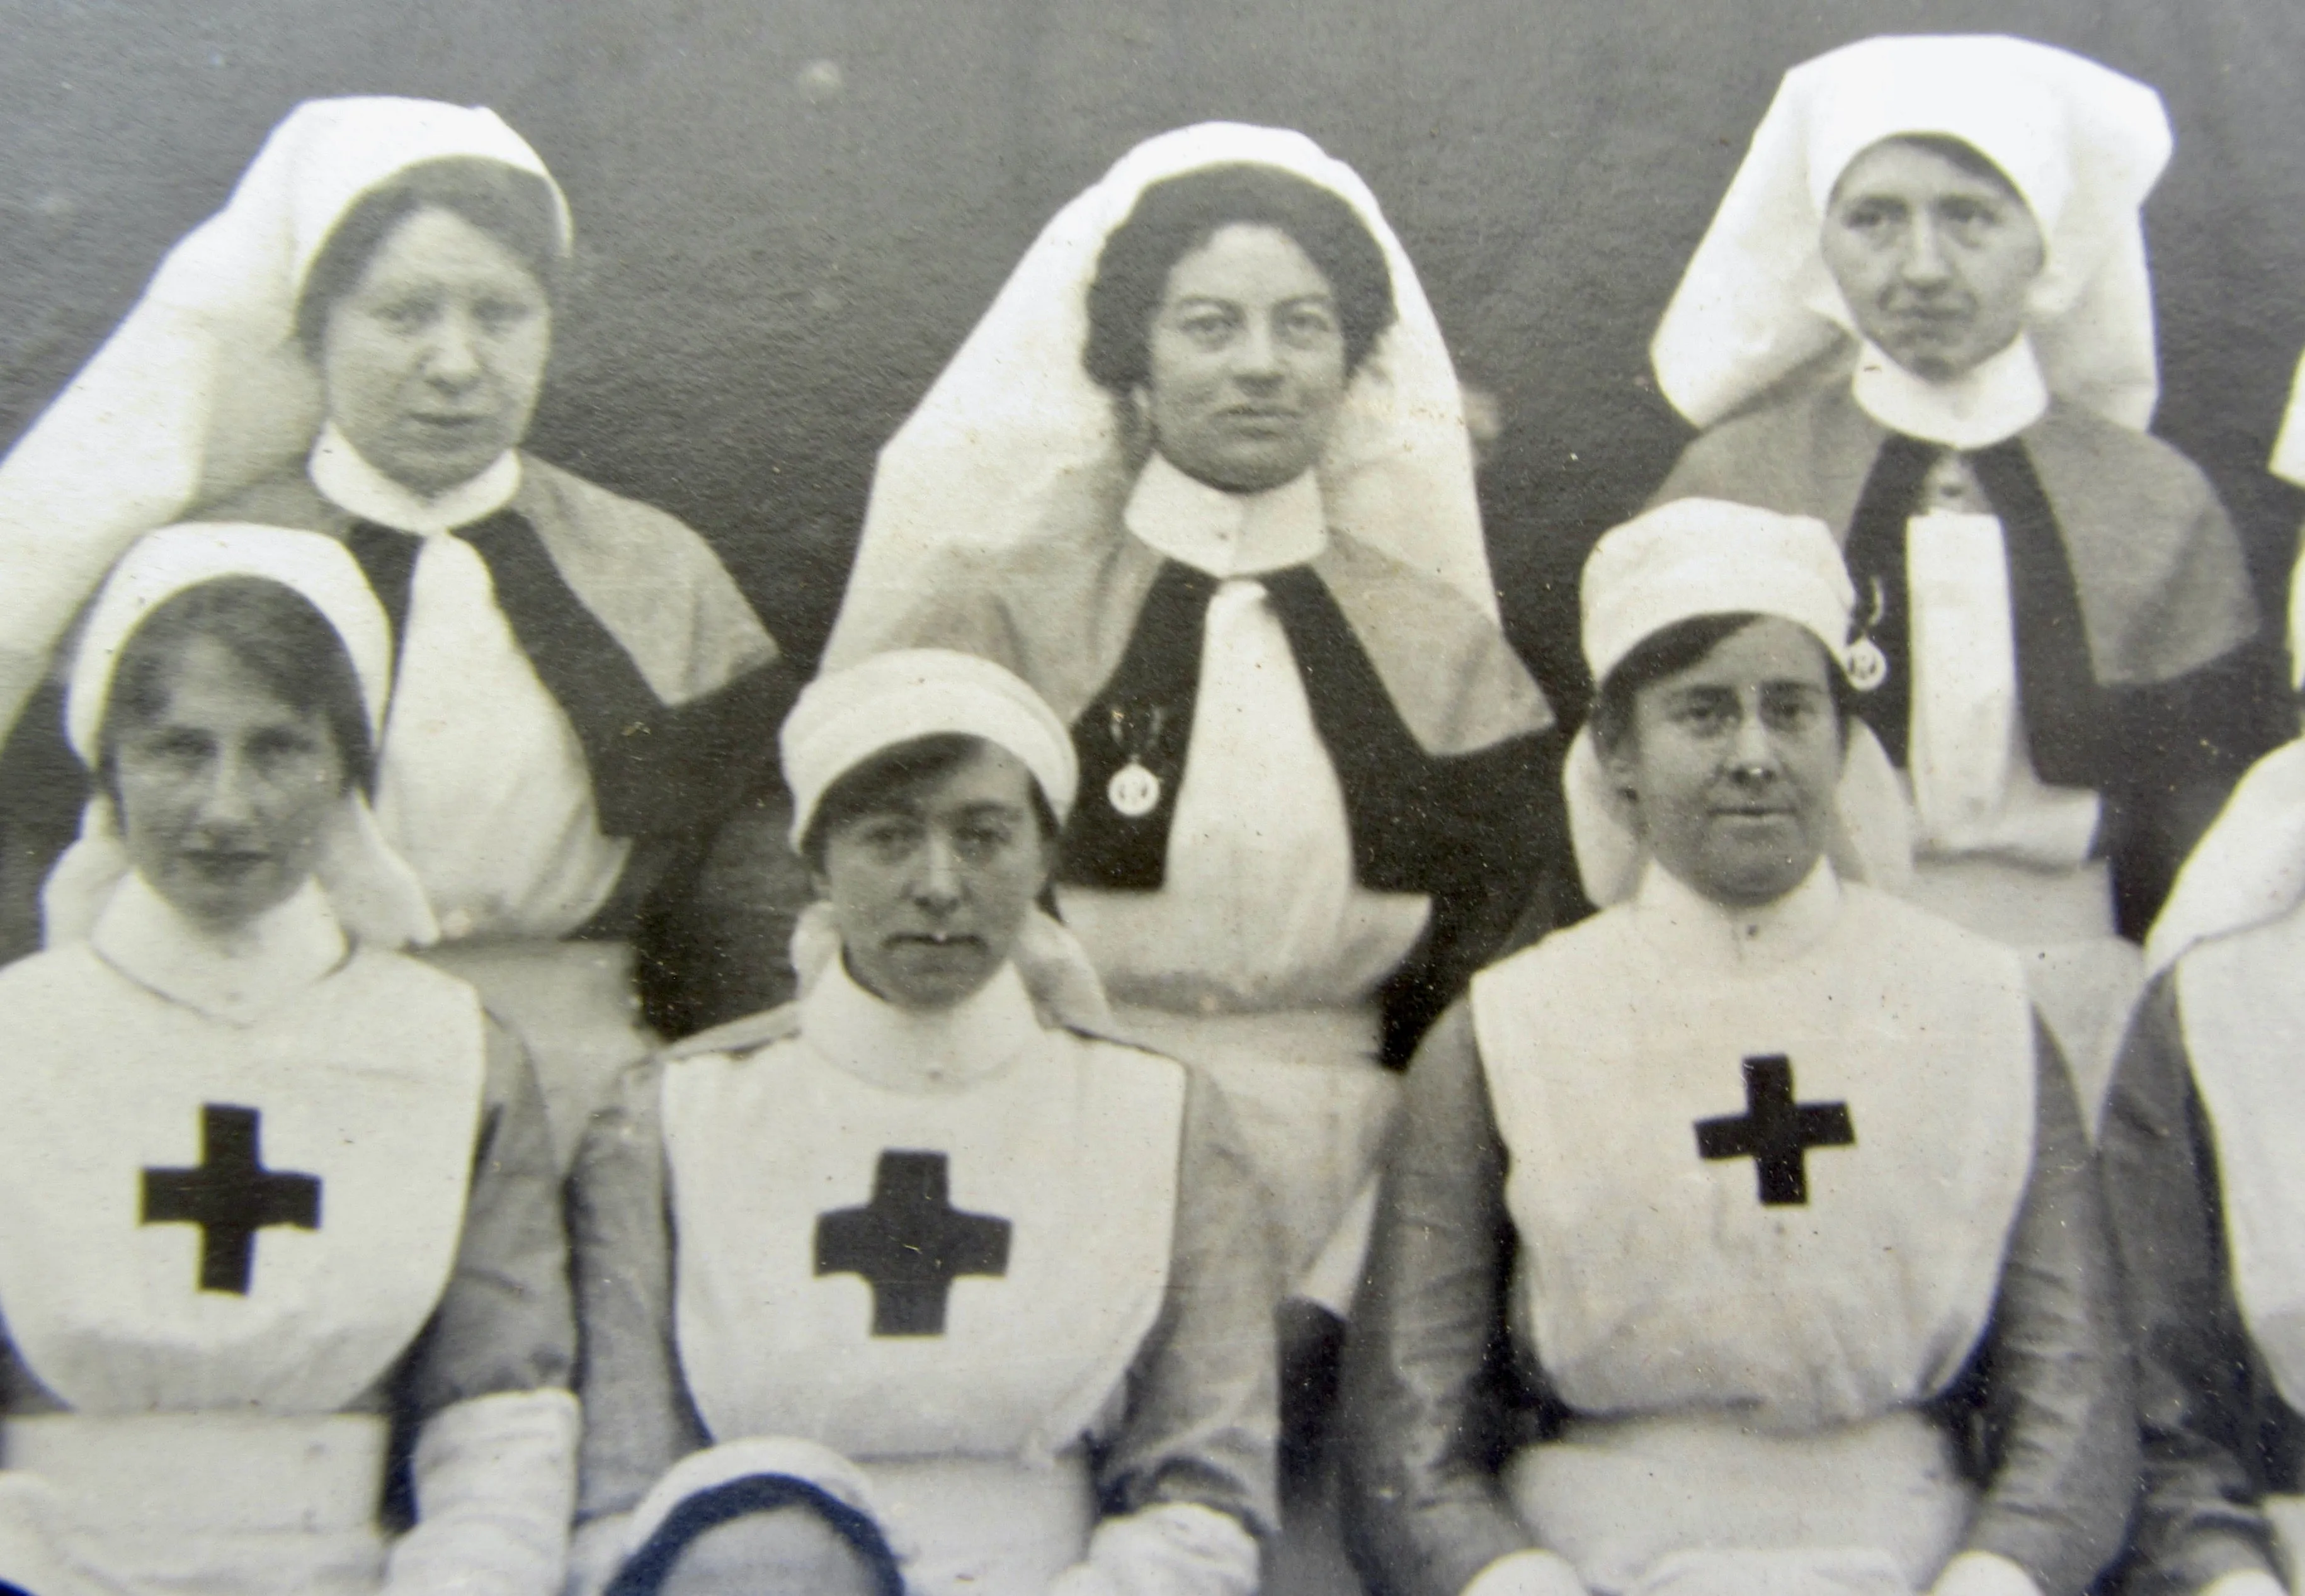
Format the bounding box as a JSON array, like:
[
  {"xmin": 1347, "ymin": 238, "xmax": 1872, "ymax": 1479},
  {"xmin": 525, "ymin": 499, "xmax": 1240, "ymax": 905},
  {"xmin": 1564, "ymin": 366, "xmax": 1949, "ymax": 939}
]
[
  {"xmin": 1833, "ymin": 133, "xmax": 2029, "ymax": 211},
  {"xmin": 295, "ymin": 156, "xmax": 564, "ymax": 358},
  {"xmin": 800, "ymin": 732, "xmax": 1061, "ymax": 871},
  {"xmin": 602, "ymin": 1474, "xmax": 904, "ymax": 1596},
  {"xmin": 1589, "ymin": 611, "xmax": 1853, "ymax": 756},
  {"xmin": 1083, "ymin": 162, "xmax": 1396, "ymax": 395},
  {"xmin": 97, "ymin": 576, "xmax": 373, "ymax": 803}
]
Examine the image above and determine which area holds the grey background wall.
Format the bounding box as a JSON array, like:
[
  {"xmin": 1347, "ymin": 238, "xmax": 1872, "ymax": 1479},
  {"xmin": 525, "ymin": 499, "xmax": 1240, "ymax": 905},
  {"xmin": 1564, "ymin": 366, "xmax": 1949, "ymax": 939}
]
[{"xmin": 6, "ymin": 0, "xmax": 2305, "ymax": 706}]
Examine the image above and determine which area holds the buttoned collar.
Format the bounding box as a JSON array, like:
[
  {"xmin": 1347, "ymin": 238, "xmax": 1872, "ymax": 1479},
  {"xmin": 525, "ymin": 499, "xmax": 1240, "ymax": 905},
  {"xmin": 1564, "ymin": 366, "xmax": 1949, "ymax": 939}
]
[
  {"xmin": 1123, "ymin": 453, "xmax": 1327, "ymax": 579},
  {"xmin": 800, "ymin": 954, "xmax": 1042, "ymax": 1095},
  {"xmin": 309, "ymin": 423, "xmax": 522, "ymax": 536},
  {"xmin": 1849, "ymin": 333, "xmax": 2049, "ymax": 451},
  {"xmin": 1631, "ymin": 856, "xmax": 1843, "ymax": 971},
  {"xmin": 91, "ymin": 873, "xmax": 348, "ymax": 1027}
]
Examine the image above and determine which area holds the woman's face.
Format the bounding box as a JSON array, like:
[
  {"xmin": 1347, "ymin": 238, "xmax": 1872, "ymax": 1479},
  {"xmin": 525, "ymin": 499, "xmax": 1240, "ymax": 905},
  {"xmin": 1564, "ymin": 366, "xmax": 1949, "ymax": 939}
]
[
  {"xmin": 1141, "ymin": 222, "xmax": 1350, "ymax": 494},
  {"xmin": 319, "ymin": 205, "xmax": 551, "ymax": 494},
  {"xmin": 1821, "ymin": 138, "xmax": 2047, "ymax": 383},
  {"xmin": 814, "ymin": 742, "xmax": 1052, "ymax": 1012},
  {"xmin": 113, "ymin": 635, "xmax": 346, "ymax": 931},
  {"xmin": 1602, "ymin": 616, "xmax": 1845, "ymax": 908}
]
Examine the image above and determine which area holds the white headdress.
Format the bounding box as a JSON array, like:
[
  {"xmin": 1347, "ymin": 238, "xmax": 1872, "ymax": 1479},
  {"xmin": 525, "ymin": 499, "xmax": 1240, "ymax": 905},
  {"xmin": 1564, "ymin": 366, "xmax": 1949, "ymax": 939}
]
[
  {"xmin": 1652, "ymin": 35, "xmax": 2171, "ymax": 432},
  {"xmin": 779, "ymin": 648, "xmax": 1108, "ymax": 1032},
  {"xmin": 43, "ymin": 523, "xmax": 438, "ymax": 948},
  {"xmin": 781, "ymin": 648, "xmax": 1079, "ymax": 849},
  {"xmin": 1566, "ymin": 499, "xmax": 1913, "ymax": 907},
  {"xmin": 616, "ymin": 1437, "xmax": 902, "ymax": 1571},
  {"xmin": 0, "ymin": 96, "xmax": 569, "ymax": 740},
  {"xmin": 827, "ymin": 121, "xmax": 1493, "ymax": 661}
]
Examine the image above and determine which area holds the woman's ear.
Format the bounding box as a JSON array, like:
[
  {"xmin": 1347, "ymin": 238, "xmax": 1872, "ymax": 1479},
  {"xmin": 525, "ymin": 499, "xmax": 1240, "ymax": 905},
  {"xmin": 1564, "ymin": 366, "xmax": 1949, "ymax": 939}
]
[{"xmin": 1596, "ymin": 732, "xmax": 1641, "ymax": 808}]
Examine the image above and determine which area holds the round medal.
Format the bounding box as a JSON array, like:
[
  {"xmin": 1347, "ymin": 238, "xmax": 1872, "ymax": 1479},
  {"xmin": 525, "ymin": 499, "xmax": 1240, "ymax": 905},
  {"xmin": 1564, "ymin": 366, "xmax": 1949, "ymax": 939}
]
[
  {"xmin": 1107, "ymin": 761, "xmax": 1162, "ymax": 817},
  {"xmin": 1845, "ymin": 637, "xmax": 1888, "ymax": 692}
]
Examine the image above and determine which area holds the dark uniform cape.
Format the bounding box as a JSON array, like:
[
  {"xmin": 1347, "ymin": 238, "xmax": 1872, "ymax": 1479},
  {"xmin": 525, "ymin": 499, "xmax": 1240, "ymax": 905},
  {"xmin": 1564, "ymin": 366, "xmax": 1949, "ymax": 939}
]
[
  {"xmin": 1654, "ymin": 378, "xmax": 2277, "ymax": 934},
  {"xmin": 0, "ymin": 455, "xmax": 795, "ymax": 1026},
  {"xmin": 884, "ymin": 522, "xmax": 1559, "ymax": 1065}
]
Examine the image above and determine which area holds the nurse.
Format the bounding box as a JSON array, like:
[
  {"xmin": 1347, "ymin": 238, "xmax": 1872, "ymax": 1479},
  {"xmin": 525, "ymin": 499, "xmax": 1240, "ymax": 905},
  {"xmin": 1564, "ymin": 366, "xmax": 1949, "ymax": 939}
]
[
  {"xmin": 823, "ymin": 123, "xmax": 1556, "ymax": 1316},
  {"xmin": 1648, "ymin": 35, "xmax": 2272, "ymax": 1115},
  {"xmin": 567, "ymin": 650, "xmax": 1276, "ymax": 1596},
  {"xmin": 0, "ymin": 97, "xmax": 788, "ymax": 1161},
  {"xmin": 0, "ymin": 524, "xmax": 572, "ymax": 1596},
  {"xmin": 1338, "ymin": 499, "xmax": 2134, "ymax": 1596}
]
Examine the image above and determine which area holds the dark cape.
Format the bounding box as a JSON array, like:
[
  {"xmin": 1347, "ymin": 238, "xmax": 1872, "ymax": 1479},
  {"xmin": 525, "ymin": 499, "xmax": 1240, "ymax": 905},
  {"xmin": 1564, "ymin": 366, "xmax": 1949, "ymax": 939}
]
[
  {"xmin": 876, "ymin": 521, "xmax": 1561, "ymax": 1065},
  {"xmin": 0, "ymin": 455, "xmax": 795, "ymax": 1031},
  {"xmin": 1655, "ymin": 378, "xmax": 2282, "ymax": 935}
]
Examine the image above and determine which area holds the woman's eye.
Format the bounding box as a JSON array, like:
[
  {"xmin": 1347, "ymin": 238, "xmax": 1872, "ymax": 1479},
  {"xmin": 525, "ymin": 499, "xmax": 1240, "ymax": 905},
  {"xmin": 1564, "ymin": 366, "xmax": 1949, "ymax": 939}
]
[
  {"xmin": 1838, "ymin": 201, "xmax": 1901, "ymax": 237},
  {"xmin": 373, "ymin": 298, "xmax": 436, "ymax": 332},
  {"xmin": 1175, "ymin": 309, "xmax": 1238, "ymax": 346},
  {"xmin": 1277, "ymin": 305, "xmax": 1338, "ymax": 346},
  {"xmin": 475, "ymin": 298, "xmax": 535, "ymax": 334}
]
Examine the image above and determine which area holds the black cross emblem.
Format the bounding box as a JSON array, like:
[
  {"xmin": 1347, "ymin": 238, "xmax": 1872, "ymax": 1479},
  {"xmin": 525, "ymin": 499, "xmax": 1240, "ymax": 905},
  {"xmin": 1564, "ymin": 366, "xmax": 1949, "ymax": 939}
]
[
  {"xmin": 142, "ymin": 1104, "xmax": 322, "ymax": 1294},
  {"xmin": 1694, "ymin": 1055, "xmax": 1855, "ymax": 1206},
  {"xmin": 815, "ymin": 1151, "xmax": 1011, "ymax": 1336}
]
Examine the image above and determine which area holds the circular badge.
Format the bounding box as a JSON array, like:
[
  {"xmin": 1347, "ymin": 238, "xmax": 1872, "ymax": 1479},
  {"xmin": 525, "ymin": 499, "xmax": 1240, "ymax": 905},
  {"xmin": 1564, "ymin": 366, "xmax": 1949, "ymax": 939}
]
[
  {"xmin": 1845, "ymin": 637, "xmax": 1889, "ymax": 693},
  {"xmin": 1107, "ymin": 761, "xmax": 1163, "ymax": 818}
]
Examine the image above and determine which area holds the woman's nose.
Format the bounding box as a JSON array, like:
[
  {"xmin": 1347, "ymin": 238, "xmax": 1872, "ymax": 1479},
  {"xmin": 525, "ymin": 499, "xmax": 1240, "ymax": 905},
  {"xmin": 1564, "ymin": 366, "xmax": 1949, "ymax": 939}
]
[
  {"xmin": 1898, "ymin": 218, "xmax": 1953, "ymax": 285},
  {"xmin": 911, "ymin": 834, "xmax": 964, "ymax": 907},
  {"xmin": 1726, "ymin": 707, "xmax": 1778, "ymax": 774},
  {"xmin": 422, "ymin": 310, "xmax": 485, "ymax": 385},
  {"xmin": 1229, "ymin": 319, "xmax": 1283, "ymax": 381},
  {"xmin": 190, "ymin": 755, "xmax": 261, "ymax": 831}
]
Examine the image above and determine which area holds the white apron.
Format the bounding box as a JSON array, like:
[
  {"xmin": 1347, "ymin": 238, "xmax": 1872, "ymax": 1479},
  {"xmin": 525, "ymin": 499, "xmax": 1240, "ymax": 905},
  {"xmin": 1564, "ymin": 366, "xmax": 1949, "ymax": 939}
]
[
  {"xmin": 0, "ymin": 939, "xmax": 487, "ymax": 1596},
  {"xmin": 1472, "ymin": 881, "xmax": 2035, "ymax": 1595},
  {"xmin": 661, "ymin": 996, "xmax": 1186, "ymax": 1596}
]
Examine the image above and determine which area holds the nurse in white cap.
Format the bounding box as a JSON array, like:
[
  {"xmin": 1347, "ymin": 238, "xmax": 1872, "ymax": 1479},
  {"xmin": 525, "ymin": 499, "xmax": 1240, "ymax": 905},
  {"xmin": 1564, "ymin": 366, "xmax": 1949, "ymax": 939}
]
[
  {"xmin": 1649, "ymin": 35, "xmax": 2276, "ymax": 1119},
  {"xmin": 1340, "ymin": 499, "xmax": 2132, "ymax": 1596},
  {"xmin": 567, "ymin": 649, "xmax": 1276, "ymax": 1596}
]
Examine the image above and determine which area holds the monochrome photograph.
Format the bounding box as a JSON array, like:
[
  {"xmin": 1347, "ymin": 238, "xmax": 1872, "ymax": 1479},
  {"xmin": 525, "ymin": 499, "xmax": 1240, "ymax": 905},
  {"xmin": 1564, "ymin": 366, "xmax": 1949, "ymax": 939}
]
[{"xmin": 1, "ymin": 2, "xmax": 2304, "ymax": 1593}]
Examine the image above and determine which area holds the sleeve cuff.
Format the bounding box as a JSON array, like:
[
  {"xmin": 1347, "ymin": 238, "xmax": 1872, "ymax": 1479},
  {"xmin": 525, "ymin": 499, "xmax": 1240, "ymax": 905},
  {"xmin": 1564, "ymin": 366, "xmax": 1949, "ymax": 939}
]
[
  {"xmin": 1932, "ymin": 1551, "xmax": 2044, "ymax": 1596},
  {"xmin": 1048, "ymin": 1502, "xmax": 1259, "ymax": 1596},
  {"xmin": 1462, "ymin": 1548, "xmax": 1586, "ymax": 1596}
]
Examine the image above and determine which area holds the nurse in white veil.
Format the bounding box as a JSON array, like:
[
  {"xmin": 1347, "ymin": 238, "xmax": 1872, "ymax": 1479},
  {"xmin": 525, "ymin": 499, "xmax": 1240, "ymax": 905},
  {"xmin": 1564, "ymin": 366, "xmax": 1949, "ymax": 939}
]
[{"xmin": 826, "ymin": 123, "xmax": 1557, "ymax": 1318}]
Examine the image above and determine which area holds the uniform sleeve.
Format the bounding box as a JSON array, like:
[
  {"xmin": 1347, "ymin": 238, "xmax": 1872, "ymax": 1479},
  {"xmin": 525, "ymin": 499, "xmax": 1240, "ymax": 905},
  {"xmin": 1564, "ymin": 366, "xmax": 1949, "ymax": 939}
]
[
  {"xmin": 404, "ymin": 1019, "xmax": 576, "ymax": 1419},
  {"xmin": 567, "ymin": 1060, "xmax": 710, "ymax": 1523},
  {"xmin": 1336, "ymin": 1000, "xmax": 1547, "ymax": 1596},
  {"xmin": 2098, "ymin": 975, "xmax": 2283, "ymax": 1596},
  {"xmin": 1092, "ymin": 1067, "xmax": 1282, "ymax": 1548},
  {"xmin": 1957, "ymin": 1022, "xmax": 2139, "ymax": 1596}
]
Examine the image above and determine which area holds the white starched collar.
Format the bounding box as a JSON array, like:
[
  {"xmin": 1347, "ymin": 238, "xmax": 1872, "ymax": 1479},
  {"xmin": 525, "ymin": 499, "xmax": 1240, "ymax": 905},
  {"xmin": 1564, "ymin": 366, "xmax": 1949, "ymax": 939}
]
[
  {"xmin": 91, "ymin": 873, "xmax": 349, "ymax": 1027},
  {"xmin": 1631, "ymin": 857, "xmax": 1843, "ymax": 973},
  {"xmin": 1124, "ymin": 452, "xmax": 1328, "ymax": 579},
  {"xmin": 1850, "ymin": 333, "xmax": 2050, "ymax": 451},
  {"xmin": 800, "ymin": 954, "xmax": 1042, "ymax": 1095},
  {"xmin": 309, "ymin": 423, "xmax": 523, "ymax": 536}
]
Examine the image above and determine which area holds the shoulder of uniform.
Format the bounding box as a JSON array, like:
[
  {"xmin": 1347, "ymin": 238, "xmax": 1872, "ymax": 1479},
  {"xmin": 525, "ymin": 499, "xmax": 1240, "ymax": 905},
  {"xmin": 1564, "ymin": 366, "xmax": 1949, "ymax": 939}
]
[
  {"xmin": 190, "ymin": 466, "xmax": 339, "ymax": 531},
  {"xmin": 1476, "ymin": 905, "xmax": 1624, "ymax": 987},
  {"xmin": 661, "ymin": 1003, "xmax": 805, "ymax": 1063},
  {"xmin": 518, "ymin": 455, "xmax": 712, "ymax": 549},
  {"xmin": 1844, "ymin": 883, "xmax": 2027, "ymax": 983},
  {"xmin": 2029, "ymin": 402, "xmax": 2216, "ymax": 497}
]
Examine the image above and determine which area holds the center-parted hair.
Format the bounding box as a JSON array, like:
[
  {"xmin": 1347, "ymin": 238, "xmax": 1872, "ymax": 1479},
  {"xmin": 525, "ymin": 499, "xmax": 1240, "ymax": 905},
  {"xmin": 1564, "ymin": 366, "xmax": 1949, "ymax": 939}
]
[
  {"xmin": 1083, "ymin": 161, "xmax": 1396, "ymax": 395},
  {"xmin": 295, "ymin": 155, "xmax": 564, "ymax": 358},
  {"xmin": 98, "ymin": 576, "xmax": 374, "ymax": 802}
]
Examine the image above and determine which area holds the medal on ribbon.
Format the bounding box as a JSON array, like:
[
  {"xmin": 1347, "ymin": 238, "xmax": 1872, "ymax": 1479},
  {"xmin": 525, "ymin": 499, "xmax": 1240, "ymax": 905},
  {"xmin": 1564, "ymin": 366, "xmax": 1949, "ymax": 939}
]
[
  {"xmin": 1845, "ymin": 578, "xmax": 1890, "ymax": 693},
  {"xmin": 1103, "ymin": 702, "xmax": 1171, "ymax": 818}
]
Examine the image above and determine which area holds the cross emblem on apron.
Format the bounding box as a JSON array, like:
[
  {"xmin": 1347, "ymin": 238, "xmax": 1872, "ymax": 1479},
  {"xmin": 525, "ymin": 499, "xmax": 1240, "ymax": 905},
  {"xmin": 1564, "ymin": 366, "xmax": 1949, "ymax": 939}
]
[
  {"xmin": 142, "ymin": 1104, "xmax": 323, "ymax": 1294},
  {"xmin": 816, "ymin": 1150, "xmax": 1012, "ymax": 1336},
  {"xmin": 1694, "ymin": 1055, "xmax": 1855, "ymax": 1206}
]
